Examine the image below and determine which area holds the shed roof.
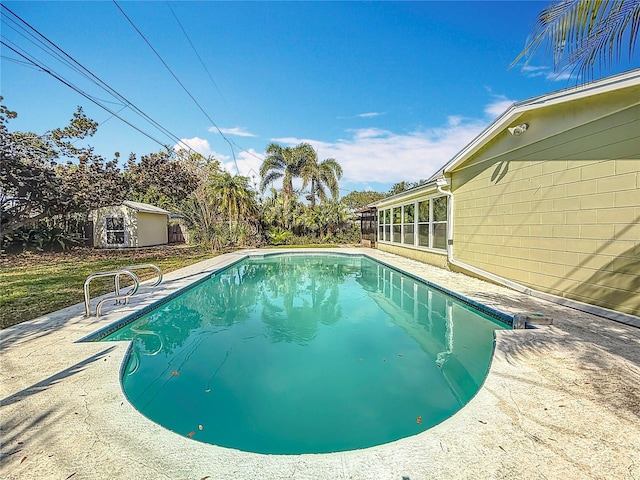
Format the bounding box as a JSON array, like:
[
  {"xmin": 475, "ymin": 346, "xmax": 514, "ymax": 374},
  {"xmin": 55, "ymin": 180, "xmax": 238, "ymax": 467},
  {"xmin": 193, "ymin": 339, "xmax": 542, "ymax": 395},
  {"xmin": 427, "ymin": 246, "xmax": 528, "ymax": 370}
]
[{"xmin": 122, "ymin": 201, "xmax": 171, "ymax": 215}]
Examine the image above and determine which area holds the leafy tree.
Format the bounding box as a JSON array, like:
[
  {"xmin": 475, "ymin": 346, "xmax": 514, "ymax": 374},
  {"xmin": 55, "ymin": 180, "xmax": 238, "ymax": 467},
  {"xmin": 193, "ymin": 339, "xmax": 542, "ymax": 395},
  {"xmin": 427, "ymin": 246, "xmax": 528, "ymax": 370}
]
[
  {"xmin": 1, "ymin": 100, "xmax": 124, "ymax": 242},
  {"xmin": 300, "ymin": 145, "xmax": 343, "ymax": 207},
  {"xmin": 123, "ymin": 150, "xmax": 200, "ymax": 209},
  {"xmin": 513, "ymin": 0, "xmax": 640, "ymax": 79},
  {"xmin": 387, "ymin": 180, "xmax": 425, "ymax": 196},
  {"xmin": 341, "ymin": 190, "xmax": 386, "ymax": 210},
  {"xmin": 315, "ymin": 200, "xmax": 353, "ymax": 237}
]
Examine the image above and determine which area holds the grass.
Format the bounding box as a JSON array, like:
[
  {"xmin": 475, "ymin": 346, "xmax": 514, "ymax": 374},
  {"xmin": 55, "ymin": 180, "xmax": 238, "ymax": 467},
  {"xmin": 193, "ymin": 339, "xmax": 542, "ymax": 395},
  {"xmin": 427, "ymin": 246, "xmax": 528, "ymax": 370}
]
[{"xmin": 0, "ymin": 245, "xmax": 215, "ymax": 329}]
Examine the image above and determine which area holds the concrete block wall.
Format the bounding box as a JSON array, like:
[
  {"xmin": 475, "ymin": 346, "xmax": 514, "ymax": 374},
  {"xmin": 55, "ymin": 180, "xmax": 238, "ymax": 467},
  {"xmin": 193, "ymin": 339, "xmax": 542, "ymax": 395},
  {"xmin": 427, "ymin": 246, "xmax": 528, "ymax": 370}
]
[{"xmin": 452, "ymin": 102, "xmax": 639, "ymax": 316}]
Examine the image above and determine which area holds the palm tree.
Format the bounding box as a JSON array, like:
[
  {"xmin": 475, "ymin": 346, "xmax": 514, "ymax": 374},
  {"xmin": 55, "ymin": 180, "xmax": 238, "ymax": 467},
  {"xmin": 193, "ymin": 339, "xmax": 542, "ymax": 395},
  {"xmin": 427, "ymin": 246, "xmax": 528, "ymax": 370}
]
[
  {"xmin": 512, "ymin": 0, "xmax": 640, "ymax": 79},
  {"xmin": 208, "ymin": 171, "xmax": 257, "ymax": 240},
  {"xmin": 259, "ymin": 143, "xmax": 311, "ymax": 200},
  {"xmin": 299, "ymin": 146, "xmax": 343, "ymax": 207}
]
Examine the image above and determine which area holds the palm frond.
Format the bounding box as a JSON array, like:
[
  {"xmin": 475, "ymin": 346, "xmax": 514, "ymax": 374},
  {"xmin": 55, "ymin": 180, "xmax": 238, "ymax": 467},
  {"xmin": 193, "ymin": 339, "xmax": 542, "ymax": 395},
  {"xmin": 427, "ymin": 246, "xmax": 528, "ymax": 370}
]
[{"xmin": 512, "ymin": 0, "xmax": 640, "ymax": 80}]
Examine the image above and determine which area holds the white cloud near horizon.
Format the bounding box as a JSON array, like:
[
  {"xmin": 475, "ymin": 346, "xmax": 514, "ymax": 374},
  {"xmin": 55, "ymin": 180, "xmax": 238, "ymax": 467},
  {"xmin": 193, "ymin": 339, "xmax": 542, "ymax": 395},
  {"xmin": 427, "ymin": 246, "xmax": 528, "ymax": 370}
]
[
  {"xmin": 356, "ymin": 112, "xmax": 384, "ymax": 118},
  {"xmin": 174, "ymin": 137, "xmax": 263, "ymax": 181},
  {"xmin": 274, "ymin": 115, "xmax": 488, "ymax": 184},
  {"xmin": 174, "ymin": 137, "xmax": 222, "ymax": 158},
  {"xmin": 220, "ymin": 148, "xmax": 264, "ymax": 183},
  {"xmin": 178, "ymin": 97, "xmax": 516, "ymax": 188}
]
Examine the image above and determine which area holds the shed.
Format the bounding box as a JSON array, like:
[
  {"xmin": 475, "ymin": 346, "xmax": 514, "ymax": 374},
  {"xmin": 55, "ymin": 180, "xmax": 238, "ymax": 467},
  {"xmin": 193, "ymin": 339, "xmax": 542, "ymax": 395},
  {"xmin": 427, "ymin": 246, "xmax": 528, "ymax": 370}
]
[{"xmin": 92, "ymin": 201, "xmax": 171, "ymax": 248}]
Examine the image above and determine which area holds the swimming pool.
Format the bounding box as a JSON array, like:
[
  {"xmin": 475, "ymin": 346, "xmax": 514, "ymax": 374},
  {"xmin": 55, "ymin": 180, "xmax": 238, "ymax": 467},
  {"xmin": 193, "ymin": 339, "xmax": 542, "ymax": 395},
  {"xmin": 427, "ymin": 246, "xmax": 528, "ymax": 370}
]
[{"xmin": 99, "ymin": 253, "xmax": 509, "ymax": 454}]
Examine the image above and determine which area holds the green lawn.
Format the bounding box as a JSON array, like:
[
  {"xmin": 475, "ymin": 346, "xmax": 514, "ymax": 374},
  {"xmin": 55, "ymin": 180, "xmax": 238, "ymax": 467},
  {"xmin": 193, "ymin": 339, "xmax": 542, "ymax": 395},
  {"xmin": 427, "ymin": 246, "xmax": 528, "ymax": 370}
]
[{"xmin": 0, "ymin": 246, "xmax": 214, "ymax": 329}]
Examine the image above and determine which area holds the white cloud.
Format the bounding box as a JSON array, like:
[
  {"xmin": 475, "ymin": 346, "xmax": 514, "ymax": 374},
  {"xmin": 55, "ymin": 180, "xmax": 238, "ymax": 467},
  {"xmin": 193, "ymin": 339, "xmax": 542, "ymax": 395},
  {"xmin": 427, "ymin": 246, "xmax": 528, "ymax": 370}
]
[
  {"xmin": 356, "ymin": 112, "xmax": 384, "ymax": 118},
  {"xmin": 546, "ymin": 71, "xmax": 573, "ymax": 81},
  {"xmin": 484, "ymin": 95, "xmax": 516, "ymax": 118},
  {"xmin": 520, "ymin": 64, "xmax": 576, "ymax": 82},
  {"xmin": 273, "ymin": 115, "xmax": 487, "ymax": 184},
  {"xmin": 220, "ymin": 148, "xmax": 264, "ymax": 183},
  {"xmin": 174, "ymin": 137, "xmax": 215, "ymax": 157},
  {"xmin": 214, "ymin": 126, "xmax": 256, "ymax": 137},
  {"xmin": 174, "ymin": 137, "xmax": 230, "ymax": 160},
  {"xmin": 521, "ymin": 65, "xmax": 549, "ymax": 77}
]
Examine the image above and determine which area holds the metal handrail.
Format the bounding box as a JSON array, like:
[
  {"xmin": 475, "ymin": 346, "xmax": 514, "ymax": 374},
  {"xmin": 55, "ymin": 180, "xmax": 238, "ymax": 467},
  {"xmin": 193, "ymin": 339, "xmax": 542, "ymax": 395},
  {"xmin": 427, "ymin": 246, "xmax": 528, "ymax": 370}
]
[
  {"xmin": 83, "ymin": 269, "xmax": 140, "ymax": 317},
  {"xmin": 115, "ymin": 263, "xmax": 162, "ymax": 299}
]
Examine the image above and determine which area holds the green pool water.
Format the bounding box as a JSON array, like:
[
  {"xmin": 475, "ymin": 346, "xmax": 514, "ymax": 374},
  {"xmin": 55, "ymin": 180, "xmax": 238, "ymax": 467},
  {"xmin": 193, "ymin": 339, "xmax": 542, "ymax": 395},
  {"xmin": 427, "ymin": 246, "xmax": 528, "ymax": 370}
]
[{"xmin": 102, "ymin": 254, "xmax": 508, "ymax": 454}]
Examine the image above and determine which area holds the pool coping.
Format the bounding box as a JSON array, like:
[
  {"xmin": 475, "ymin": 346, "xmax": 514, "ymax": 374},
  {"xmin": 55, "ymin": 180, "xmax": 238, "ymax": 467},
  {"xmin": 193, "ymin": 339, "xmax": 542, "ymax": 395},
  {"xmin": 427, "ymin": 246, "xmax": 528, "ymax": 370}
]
[{"xmin": 2, "ymin": 247, "xmax": 640, "ymax": 480}]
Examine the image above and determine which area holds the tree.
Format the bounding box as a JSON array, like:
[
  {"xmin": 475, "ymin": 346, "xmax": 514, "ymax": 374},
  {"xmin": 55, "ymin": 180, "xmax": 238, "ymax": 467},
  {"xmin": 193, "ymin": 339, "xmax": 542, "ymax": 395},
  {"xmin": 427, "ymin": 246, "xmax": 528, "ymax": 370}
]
[
  {"xmin": 261, "ymin": 188, "xmax": 300, "ymax": 231},
  {"xmin": 123, "ymin": 150, "xmax": 200, "ymax": 209},
  {"xmin": 387, "ymin": 180, "xmax": 425, "ymax": 196},
  {"xmin": 260, "ymin": 143, "xmax": 303, "ymax": 200},
  {"xmin": 207, "ymin": 171, "xmax": 258, "ymax": 233},
  {"xmin": 512, "ymin": 0, "xmax": 640, "ymax": 79},
  {"xmin": 176, "ymin": 159, "xmax": 223, "ymax": 250},
  {"xmin": 1, "ymin": 100, "xmax": 124, "ymax": 241},
  {"xmin": 300, "ymin": 145, "xmax": 343, "ymax": 207},
  {"xmin": 341, "ymin": 190, "xmax": 386, "ymax": 210},
  {"xmin": 260, "ymin": 142, "xmax": 323, "ymax": 201}
]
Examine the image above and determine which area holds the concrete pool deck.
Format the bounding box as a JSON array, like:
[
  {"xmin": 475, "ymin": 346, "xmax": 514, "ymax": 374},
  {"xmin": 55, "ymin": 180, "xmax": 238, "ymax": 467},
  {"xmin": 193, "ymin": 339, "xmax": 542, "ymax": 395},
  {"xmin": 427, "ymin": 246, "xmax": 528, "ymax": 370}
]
[{"xmin": 1, "ymin": 247, "xmax": 639, "ymax": 480}]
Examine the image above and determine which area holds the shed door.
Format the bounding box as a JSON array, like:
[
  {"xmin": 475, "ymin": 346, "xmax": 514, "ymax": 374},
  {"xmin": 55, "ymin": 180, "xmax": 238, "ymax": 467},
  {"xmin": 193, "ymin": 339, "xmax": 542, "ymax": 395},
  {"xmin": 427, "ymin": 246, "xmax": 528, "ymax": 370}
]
[{"xmin": 104, "ymin": 216, "xmax": 128, "ymax": 247}]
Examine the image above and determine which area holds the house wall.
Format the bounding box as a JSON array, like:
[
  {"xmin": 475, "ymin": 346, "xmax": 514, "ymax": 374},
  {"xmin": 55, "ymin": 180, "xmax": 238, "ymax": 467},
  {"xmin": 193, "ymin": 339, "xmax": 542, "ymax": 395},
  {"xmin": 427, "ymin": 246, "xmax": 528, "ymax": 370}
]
[
  {"xmin": 378, "ymin": 243, "xmax": 449, "ymax": 270},
  {"xmin": 92, "ymin": 205, "xmax": 137, "ymax": 248},
  {"xmin": 451, "ymin": 96, "xmax": 640, "ymax": 316},
  {"xmin": 136, "ymin": 212, "xmax": 168, "ymax": 247}
]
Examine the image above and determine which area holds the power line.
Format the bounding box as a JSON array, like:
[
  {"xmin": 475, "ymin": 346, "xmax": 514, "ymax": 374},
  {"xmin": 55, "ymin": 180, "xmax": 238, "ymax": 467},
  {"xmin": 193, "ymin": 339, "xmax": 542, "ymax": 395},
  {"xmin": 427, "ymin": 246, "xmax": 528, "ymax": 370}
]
[
  {"xmin": 1, "ymin": 40, "xmax": 169, "ymax": 148},
  {"xmin": 165, "ymin": 1, "xmax": 227, "ymax": 106},
  {"xmin": 113, "ymin": 0, "xmax": 240, "ymax": 174},
  {"xmin": 1, "ymin": 3, "xmax": 198, "ymax": 156}
]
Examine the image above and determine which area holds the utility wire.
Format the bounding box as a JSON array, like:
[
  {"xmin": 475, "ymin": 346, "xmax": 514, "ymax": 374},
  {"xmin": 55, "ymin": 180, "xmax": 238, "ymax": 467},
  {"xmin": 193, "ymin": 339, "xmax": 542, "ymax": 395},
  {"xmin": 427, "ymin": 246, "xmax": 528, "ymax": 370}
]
[
  {"xmin": 1, "ymin": 4, "xmax": 197, "ymax": 155},
  {"xmin": 113, "ymin": 0, "xmax": 240, "ymax": 174},
  {"xmin": 165, "ymin": 1, "xmax": 227, "ymax": 106},
  {"xmin": 1, "ymin": 40, "xmax": 169, "ymax": 148},
  {"xmin": 165, "ymin": 3, "xmax": 265, "ymax": 177}
]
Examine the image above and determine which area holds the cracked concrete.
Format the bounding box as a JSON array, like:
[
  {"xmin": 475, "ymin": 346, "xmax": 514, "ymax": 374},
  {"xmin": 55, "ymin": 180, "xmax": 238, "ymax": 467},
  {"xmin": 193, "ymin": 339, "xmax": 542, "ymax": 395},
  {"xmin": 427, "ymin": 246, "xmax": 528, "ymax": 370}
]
[{"xmin": 1, "ymin": 248, "xmax": 639, "ymax": 479}]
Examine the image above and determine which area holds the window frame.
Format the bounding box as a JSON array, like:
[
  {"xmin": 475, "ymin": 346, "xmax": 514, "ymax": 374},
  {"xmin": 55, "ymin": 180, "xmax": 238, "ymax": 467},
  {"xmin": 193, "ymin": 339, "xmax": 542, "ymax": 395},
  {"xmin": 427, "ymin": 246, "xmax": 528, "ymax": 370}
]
[
  {"xmin": 377, "ymin": 194, "xmax": 448, "ymax": 252},
  {"xmin": 104, "ymin": 215, "xmax": 127, "ymax": 246}
]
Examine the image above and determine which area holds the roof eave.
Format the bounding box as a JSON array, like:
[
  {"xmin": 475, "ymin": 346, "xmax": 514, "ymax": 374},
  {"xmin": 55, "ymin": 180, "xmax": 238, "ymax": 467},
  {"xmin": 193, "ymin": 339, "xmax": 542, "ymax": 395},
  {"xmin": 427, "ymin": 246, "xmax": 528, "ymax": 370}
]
[{"xmin": 433, "ymin": 68, "xmax": 640, "ymax": 177}]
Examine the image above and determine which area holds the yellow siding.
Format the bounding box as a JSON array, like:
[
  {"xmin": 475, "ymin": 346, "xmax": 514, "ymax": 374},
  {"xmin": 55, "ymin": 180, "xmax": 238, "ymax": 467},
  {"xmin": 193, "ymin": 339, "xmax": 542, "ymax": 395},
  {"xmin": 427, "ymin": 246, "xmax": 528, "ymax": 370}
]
[
  {"xmin": 452, "ymin": 100, "xmax": 640, "ymax": 316},
  {"xmin": 136, "ymin": 212, "xmax": 168, "ymax": 247},
  {"xmin": 378, "ymin": 243, "xmax": 449, "ymax": 270}
]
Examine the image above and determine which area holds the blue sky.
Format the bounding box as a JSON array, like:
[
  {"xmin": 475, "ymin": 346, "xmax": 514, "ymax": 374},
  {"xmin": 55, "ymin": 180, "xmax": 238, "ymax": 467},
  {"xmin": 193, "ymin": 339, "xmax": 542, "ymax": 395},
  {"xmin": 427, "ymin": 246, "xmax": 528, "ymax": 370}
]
[{"xmin": 2, "ymin": 1, "xmax": 638, "ymax": 196}]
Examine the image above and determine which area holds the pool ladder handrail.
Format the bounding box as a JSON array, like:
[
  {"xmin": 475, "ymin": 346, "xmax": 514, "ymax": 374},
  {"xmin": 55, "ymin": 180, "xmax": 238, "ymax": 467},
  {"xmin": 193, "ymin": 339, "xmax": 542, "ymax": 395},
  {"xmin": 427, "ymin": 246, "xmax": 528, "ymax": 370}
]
[
  {"xmin": 83, "ymin": 263, "xmax": 163, "ymax": 318},
  {"xmin": 114, "ymin": 263, "xmax": 163, "ymax": 300},
  {"xmin": 84, "ymin": 270, "xmax": 140, "ymax": 318}
]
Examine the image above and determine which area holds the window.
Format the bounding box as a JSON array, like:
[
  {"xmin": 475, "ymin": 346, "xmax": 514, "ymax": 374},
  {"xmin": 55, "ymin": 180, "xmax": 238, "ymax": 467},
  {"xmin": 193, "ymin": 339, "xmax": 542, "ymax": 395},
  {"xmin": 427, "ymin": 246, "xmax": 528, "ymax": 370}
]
[
  {"xmin": 384, "ymin": 209, "xmax": 391, "ymax": 241},
  {"xmin": 380, "ymin": 195, "xmax": 447, "ymax": 251},
  {"xmin": 417, "ymin": 199, "xmax": 430, "ymax": 247},
  {"xmin": 432, "ymin": 197, "xmax": 447, "ymax": 250},
  {"xmin": 105, "ymin": 216, "xmax": 125, "ymax": 245},
  {"xmin": 402, "ymin": 203, "xmax": 414, "ymax": 245},
  {"xmin": 392, "ymin": 207, "xmax": 402, "ymax": 243}
]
